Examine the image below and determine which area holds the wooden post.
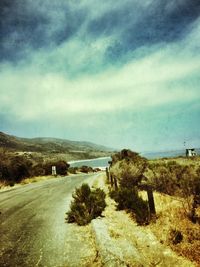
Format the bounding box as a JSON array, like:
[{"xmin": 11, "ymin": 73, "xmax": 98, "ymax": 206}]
[
  {"xmin": 147, "ymin": 186, "xmax": 156, "ymax": 216},
  {"xmin": 110, "ymin": 174, "xmax": 114, "ymax": 188},
  {"xmin": 114, "ymin": 177, "xmax": 118, "ymax": 190},
  {"xmin": 106, "ymin": 167, "xmax": 110, "ymax": 182}
]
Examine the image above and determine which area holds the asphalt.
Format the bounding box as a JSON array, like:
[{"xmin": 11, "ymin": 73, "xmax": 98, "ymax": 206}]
[{"xmin": 0, "ymin": 173, "xmax": 98, "ymax": 267}]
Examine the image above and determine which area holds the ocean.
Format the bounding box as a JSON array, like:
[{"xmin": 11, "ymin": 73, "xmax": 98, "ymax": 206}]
[
  {"xmin": 68, "ymin": 157, "xmax": 111, "ymax": 169},
  {"xmin": 68, "ymin": 148, "xmax": 199, "ymax": 168}
]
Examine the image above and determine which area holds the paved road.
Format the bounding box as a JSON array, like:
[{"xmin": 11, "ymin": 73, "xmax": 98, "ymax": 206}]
[{"xmin": 0, "ymin": 174, "xmax": 98, "ymax": 267}]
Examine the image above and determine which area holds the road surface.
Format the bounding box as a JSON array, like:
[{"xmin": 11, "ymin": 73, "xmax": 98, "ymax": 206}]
[{"xmin": 0, "ymin": 173, "xmax": 99, "ymax": 267}]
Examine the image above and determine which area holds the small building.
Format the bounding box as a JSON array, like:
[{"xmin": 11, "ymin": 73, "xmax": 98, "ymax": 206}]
[{"xmin": 186, "ymin": 148, "xmax": 197, "ymax": 157}]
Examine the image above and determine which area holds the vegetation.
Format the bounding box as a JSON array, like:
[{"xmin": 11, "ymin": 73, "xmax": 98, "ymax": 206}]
[
  {"xmin": 43, "ymin": 160, "xmax": 70, "ymax": 175},
  {"xmin": 110, "ymin": 187, "xmax": 149, "ymax": 225},
  {"xmin": 148, "ymin": 160, "xmax": 200, "ymax": 223},
  {"xmin": 109, "ymin": 149, "xmax": 150, "ymax": 225},
  {"xmin": 0, "ymin": 131, "xmax": 110, "ymax": 187},
  {"xmin": 0, "ymin": 131, "xmax": 112, "ymax": 159},
  {"xmin": 66, "ymin": 184, "xmax": 106, "ymax": 226},
  {"xmin": 78, "ymin": 165, "xmax": 94, "ymax": 173},
  {"xmin": 0, "ymin": 149, "xmax": 70, "ymax": 186},
  {"xmin": 108, "ymin": 149, "xmax": 200, "ymax": 264},
  {"xmin": 109, "ymin": 149, "xmax": 200, "ymax": 226}
]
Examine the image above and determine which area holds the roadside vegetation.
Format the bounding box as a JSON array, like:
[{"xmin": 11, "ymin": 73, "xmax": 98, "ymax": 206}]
[
  {"xmin": 0, "ymin": 149, "xmax": 70, "ymax": 186},
  {"xmin": 108, "ymin": 149, "xmax": 200, "ymax": 265},
  {"xmin": 109, "ymin": 150, "xmax": 150, "ymax": 225},
  {"xmin": 0, "ymin": 148, "xmax": 102, "ymax": 188},
  {"xmin": 66, "ymin": 183, "xmax": 106, "ymax": 225}
]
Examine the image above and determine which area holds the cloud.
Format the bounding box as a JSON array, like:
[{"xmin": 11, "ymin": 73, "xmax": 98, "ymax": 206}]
[
  {"xmin": 1, "ymin": 0, "xmax": 199, "ymax": 67},
  {"xmin": 0, "ymin": 28, "xmax": 199, "ymax": 122}
]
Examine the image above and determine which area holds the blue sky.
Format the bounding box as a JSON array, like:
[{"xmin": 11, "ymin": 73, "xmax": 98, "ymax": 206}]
[{"xmin": 0, "ymin": 0, "xmax": 200, "ymax": 151}]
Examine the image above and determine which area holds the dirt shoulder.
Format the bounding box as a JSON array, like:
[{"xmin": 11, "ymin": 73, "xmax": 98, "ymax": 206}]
[{"xmin": 91, "ymin": 174, "xmax": 195, "ymax": 267}]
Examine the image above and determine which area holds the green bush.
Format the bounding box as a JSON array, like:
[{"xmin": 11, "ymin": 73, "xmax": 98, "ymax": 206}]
[
  {"xmin": 110, "ymin": 150, "xmax": 147, "ymax": 188},
  {"xmin": 78, "ymin": 165, "xmax": 94, "ymax": 173},
  {"xmin": 43, "ymin": 160, "xmax": 69, "ymax": 175},
  {"xmin": 110, "ymin": 187, "xmax": 150, "ymax": 225},
  {"xmin": 66, "ymin": 184, "xmax": 106, "ymax": 226},
  {"xmin": 68, "ymin": 167, "xmax": 78, "ymax": 174},
  {"xmin": 0, "ymin": 156, "xmax": 32, "ymax": 183}
]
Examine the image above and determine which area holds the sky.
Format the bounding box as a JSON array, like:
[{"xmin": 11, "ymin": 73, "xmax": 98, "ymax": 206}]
[{"xmin": 0, "ymin": 0, "xmax": 200, "ymax": 152}]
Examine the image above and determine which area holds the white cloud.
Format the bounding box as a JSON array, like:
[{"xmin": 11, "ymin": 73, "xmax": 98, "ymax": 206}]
[
  {"xmin": 0, "ymin": 42, "xmax": 199, "ymax": 122},
  {"xmin": 0, "ymin": 12, "xmax": 200, "ymax": 123}
]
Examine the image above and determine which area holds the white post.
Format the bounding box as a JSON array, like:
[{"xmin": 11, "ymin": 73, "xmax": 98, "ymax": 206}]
[{"xmin": 52, "ymin": 166, "xmax": 57, "ymax": 176}]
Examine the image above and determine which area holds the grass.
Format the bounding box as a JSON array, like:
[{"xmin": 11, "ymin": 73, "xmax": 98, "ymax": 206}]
[
  {"xmin": 109, "ymin": 151, "xmax": 200, "ymax": 265},
  {"xmin": 20, "ymin": 175, "xmax": 56, "ymax": 184},
  {"xmin": 0, "ymin": 175, "xmax": 59, "ymax": 191},
  {"xmin": 139, "ymin": 191, "xmax": 200, "ymax": 265},
  {"xmin": 149, "ymin": 156, "xmax": 200, "ymax": 168}
]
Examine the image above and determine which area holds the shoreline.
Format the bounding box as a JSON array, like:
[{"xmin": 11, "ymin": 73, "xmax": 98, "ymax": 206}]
[{"xmin": 68, "ymin": 156, "xmax": 111, "ymax": 165}]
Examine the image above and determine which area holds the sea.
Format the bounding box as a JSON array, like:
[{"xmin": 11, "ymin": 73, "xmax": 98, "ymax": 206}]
[
  {"xmin": 68, "ymin": 148, "xmax": 200, "ymax": 169},
  {"xmin": 68, "ymin": 157, "xmax": 111, "ymax": 169}
]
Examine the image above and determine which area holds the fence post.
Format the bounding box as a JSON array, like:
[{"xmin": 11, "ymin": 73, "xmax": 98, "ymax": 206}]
[
  {"xmin": 110, "ymin": 174, "xmax": 114, "ymax": 188},
  {"xmin": 114, "ymin": 177, "xmax": 118, "ymax": 190},
  {"xmin": 106, "ymin": 167, "xmax": 110, "ymax": 183},
  {"xmin": 147, "ymin": 186, "xmax": 156, "ymax": 216}
]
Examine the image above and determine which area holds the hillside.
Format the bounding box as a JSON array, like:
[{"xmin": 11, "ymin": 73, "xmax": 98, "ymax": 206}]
[{"xmin": 0, "ymin": 132, "xmax": 112, "ymax": 154}]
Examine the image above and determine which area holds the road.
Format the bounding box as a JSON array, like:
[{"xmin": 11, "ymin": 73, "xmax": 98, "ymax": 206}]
[{"xmin": 0, "ymin": 173, "xmax": 99, "ymax": 267}]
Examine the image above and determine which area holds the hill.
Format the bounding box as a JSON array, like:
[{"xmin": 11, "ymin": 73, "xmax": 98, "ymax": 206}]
[{"xmin": 0, "ymin": 132, "xmax": 112, "ymax": 153}]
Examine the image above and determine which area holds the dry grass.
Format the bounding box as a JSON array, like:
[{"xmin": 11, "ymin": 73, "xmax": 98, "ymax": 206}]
[
  {"xmin": 0, "ymin": 175, "xmax": 59, "ymax": 191},
  {"xmin": 140, "ymin": 191, "xmax": 200, "ymax": 266},
  {"xmin": 20, "ymin": 175, "xmax": 56, "ymax": 184},
  {"xmin": 149, "ymin": 156, "xmax": 200, "ymax": 168}
]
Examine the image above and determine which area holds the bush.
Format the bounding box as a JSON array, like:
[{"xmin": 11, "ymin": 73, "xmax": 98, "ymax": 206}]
[
  {"xmin": 66, "ymin": 184, "xmax": 106, "ymax": 226},
  {"xmin": 43, "ymin": 160, "xmax": 69, "ymax": 175},
  {"xmin": 68, "ymin": 167, "xmax": 78, "ymax": 174},
  {"xmin": 169, "ymin": 229, "xmax": 183, "ymax": 245},
  {"xmin": 148, "ymin": 161, "xmax": 181, "ymax": 195},
  {"xmin": 0, "ymin": 156, "xmax": 32, "ymax": 183},
  {"xmin": 110, "ymin": 150, "xmax": 147, "ymax": 188},
  {"xmin": 110, "ymin": 187, "xmax": 150, "ymax": 225},
  {"xmin": 31, "ymin": 163, "xmax": 45, "ymax": 176},
  {"xmin": 78, "ymin": 165, "xmax": 94, "ymax": 173}
]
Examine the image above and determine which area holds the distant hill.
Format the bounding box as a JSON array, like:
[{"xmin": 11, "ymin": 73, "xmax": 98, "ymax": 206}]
[{"xmin": 0, "ymin": 132, "xmax": 113, "ymax": 154}]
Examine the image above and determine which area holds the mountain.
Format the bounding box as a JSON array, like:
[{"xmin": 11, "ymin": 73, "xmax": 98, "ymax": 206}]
[{"xmin": 0, "ymin": 131, "xmax": 113, "ymax": 154}]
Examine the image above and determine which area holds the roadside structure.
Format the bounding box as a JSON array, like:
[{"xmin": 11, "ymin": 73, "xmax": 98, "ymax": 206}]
[
  {"xmin": 186, "ymin": 148, "xmax": 197, "ymax": 157},
  {"xmin": 52, "ymin": 165, "xmax": 57, "ymax": 176}
]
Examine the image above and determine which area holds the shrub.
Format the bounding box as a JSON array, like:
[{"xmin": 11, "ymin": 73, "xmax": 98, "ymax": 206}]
[
  {"xmin": 68, "ymin": 167, "xmax": 78, "ymax": 174},
  {"xmin": 110, "ymin": 187, "xmax": 150, "ymax": 225},
  {"xmin": 66, "ymin": 184, "xmax": 106, "ymax": 226},
  {"xmin": 43, "ymin": 160, "xmax": 69, "ymax": 175},
  {"xmin": 78, "ymin": 165, "xmax": 93, "ymax": 173},
  {"xmin": 180, "ymin": 165, "xmax": 200, "ymax": 223},
  {"xmin": 56, "ymin": 160, "xmax": 70, "ymax": 175},
  {"xmin": 110, "ymin": 150, "xmax": 147, "ymax": 188},
  {"xmin": 169, "ymin": 229, "xmax": 183, "ymax": 245},
  {"xmin": 148, "ymin": 162, "xmax": 181, "ymax": 195},
  {"xmin": 7, "ymin": 156, "xmax": 32, "ymax": 183},
  {"xmin": 31, "ymin": 163, "xmax": 45, "ymax": 176}
]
